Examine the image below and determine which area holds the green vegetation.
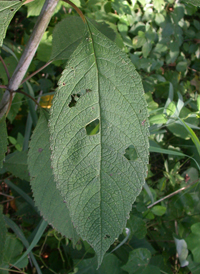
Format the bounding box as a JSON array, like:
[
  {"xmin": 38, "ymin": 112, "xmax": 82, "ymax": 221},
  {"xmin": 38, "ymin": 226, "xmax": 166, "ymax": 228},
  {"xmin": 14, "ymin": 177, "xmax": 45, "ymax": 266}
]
[{"xmin": 0, "ymin": 0, "xmax": 200, "ymax": 273}]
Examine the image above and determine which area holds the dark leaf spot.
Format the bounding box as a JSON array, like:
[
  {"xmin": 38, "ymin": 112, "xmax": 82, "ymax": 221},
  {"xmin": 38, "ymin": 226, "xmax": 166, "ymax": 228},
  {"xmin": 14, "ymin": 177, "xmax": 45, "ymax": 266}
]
[
  {"xmin": 141, "ymin": 119, "xmax": 146, "ymax": 126},
  {"xmin": 38, "ymin": 148, "xmax": 43, "ymax": 153},
  {"xmin": 104, "ymin": 234, "xmax": 110, "ymax": 239}
]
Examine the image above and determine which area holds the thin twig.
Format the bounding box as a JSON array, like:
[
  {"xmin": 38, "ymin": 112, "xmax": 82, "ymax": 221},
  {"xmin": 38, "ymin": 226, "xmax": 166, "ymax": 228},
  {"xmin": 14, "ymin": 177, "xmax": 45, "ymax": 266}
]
[
  {"xmin": 0, "ymin": 192, "xmax": 14, "ymax": 198},
  {"xmin": 62, "ymin": 0, "xmax": 86, "ymax": 23},
  {"xmin": 147, "ymin": 180, "xmax": 199, "ymax": 209},
  {"xmin": 14, "ymin": 90, "xmax": 42, "ymax": 109},
  {"xmin": 0, "ymin": 267, "xmax": 27, "ymax": 274},
  {"xmin": 20, "ymin": 61, "xmax": 52, "ymax": 85},
  {"xmin": 0, "ymin": 85, "xmax": 8, "ymax": 89},
  {"xmin": 0, "ymin": 56, "xmax": 10, "ymax": 81}
]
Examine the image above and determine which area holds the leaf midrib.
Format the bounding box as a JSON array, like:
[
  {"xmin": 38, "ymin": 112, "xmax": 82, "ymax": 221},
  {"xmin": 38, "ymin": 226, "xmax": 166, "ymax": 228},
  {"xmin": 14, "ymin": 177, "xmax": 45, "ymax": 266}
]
[{"xmin": 86, "ymin": 19, "xmax": 103, "ymax": 257}]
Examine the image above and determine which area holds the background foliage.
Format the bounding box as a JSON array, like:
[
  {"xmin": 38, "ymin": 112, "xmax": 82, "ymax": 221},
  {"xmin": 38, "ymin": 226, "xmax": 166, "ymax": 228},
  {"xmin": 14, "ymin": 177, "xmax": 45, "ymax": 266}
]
[{"xmin": 0, "ymin": 0, "xmax": 200, "ymax": 273}]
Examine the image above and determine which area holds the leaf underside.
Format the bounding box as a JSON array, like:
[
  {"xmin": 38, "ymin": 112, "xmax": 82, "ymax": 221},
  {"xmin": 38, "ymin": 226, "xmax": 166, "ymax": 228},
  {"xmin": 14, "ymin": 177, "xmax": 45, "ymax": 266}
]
[
  {"xmin": 50, "ymin": 16, "xmax": 85, "ymax": 61},
  {"xmin": 49, "ymin": 18, "xmax": 149, "ymax": 266},
  {"xmin": 0, "ymin": 1, "xmax": 23, "ymax": 48},
  {"xmin": 28, "ymin": 110, "xmax": 79, "ymax": 243}
]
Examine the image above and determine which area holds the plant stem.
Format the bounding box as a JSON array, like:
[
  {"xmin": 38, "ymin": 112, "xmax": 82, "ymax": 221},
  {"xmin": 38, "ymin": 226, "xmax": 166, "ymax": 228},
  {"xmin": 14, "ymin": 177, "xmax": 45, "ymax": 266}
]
[
  {"xmin": 0, "ymin": 0, "xmax": 59, "ymax": 119},
  {"xmin": 63, "ymin": 0, "xmax": 85, "ymax": 23},
  {"xmin": 147, "ymin": 180, "xmax": 199, "ymax": 209}
]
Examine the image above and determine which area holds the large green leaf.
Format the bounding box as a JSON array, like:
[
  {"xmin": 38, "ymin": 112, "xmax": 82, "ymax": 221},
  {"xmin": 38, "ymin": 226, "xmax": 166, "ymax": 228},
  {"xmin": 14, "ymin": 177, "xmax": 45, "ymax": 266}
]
[
  {"xmin": 50, "ymin": 17, "xmax": 118, "ymax": 62},
  {"xmin": 0, "ymin": 117, "xmax": 7, "ymax": 169},
  {"xmin": 0, "ymin": 211, "xmax": 7, "ymax": 264},
  {"xmin": 28, "ymin": 110, "xmax": 79, "ymax": 243},
  {"xmin": 76, "ymin": 254, "xmax": 126, "ymax": 273},
  {"xmin": 0, "ymin": 0, "xmax": 23, "ymax": 47},
  {"xmin": 50, "ymin": 16, "xmax": 85, "ymax": 61},
  {"xmin": 3, "ymin": 151, "xmax": 30, "ymax": 181},
  {"xmin": 49, "ymin": 18, "xmax": 149, "ymax": 265}
]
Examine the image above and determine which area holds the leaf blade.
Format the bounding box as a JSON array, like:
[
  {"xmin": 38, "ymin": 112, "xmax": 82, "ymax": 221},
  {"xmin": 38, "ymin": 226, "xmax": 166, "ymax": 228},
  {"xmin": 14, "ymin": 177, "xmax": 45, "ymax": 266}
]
[
  {"xmin": 28, "ymin": 110, "xmax": 79, "ymax": 243},
  {"xmin": 0, "ymin": 1, "xmax": 23, "ymax": 47},
  {"xmin": 49, "ymin": 18, "xmax": 149, "ymax": 265}
]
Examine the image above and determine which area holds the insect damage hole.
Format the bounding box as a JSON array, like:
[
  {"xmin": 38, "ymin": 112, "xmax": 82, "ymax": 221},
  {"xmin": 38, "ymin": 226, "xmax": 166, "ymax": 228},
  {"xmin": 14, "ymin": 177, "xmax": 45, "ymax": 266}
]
[
  {"xmin": 68, "ymin": 94, "xmax": 80, "ymax": 108},
  {"xmin": 68, "ymin": 89, "xmax": 92, "ymax": 108},
  {"xmin": 124, "ymin": 145, "xmax": 138, "ymax": 161},
  {"xmin": 85, "ymin": 119, "xmax": 99, "ymax": 135}
]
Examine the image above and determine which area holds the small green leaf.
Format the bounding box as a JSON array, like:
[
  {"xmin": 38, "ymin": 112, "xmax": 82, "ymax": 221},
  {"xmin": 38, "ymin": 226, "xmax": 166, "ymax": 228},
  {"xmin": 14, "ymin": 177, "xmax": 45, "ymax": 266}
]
[
  {"xmin": 176, "ymin": 61, "xmax": 188, "ymax": 73},
  {"xmin": 49, "ymin": 18, "xmax": 149, "ymax": 266},
  {"xmin": 0, "ymin": 0, "xmax": 23, "ymax": 47},
  {"xmin": 0, "ymin": 233, "xmax": 28, "ymax": 273},
  {"xmin": 4, "ymin": 151, "xmax": 30, "ymax": 181},
  {"xmin": 132, "ymin": 34, "xmax": 146, "ymax": 49},
  {"xmin": 186, "ymin": 222, "xmax": 200, "ymax": 263},
  {"xmin": 151, "ymin": 205, "xmax": 166, "ymax": 216},
  {"xmin": 25, "ymin": 0, "xmax": 45, "ymax": 17},
  {"xmin": 37, "ymin": 31, "xmax": 52, "ymax": 62},
  {"xmin": 0, "ymin": 117, "xmax": 7, "ymax": 169},
  {"xmin": 28, "ymin": 110, "xmax": 79, "ymax": 243},
  {"xmin": 0, "ymin": 211, "xmax": 7, "ymax": 264},
  {"xmin": 127, "ymin": 215, "xmax": 147, "ymax": 239},
  {"xmin": 142, "ymin": 42, "xmax": 152, "ymax": 58},
  {"xmin": 121, "ymin": 248, "xmax": 151, "ymax": 273}
]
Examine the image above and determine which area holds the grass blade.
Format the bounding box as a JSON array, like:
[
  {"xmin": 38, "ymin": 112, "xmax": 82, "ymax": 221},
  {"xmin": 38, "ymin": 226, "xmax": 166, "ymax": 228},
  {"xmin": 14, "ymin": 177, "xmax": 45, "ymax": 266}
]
[
  {"xmin": 149, "ymin": 146, "xmax": 200, "ymax": 171},
  {"xmin": 12, "ymin": 218, "xmax": 48, "ymax": 267},
  {"xmin": 4, "ymin": 216, "xmax": 43, "ymax": 274}
]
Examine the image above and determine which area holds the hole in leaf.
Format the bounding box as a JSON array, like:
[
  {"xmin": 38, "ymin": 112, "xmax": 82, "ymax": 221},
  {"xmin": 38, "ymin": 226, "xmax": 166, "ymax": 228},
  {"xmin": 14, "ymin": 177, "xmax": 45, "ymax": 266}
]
[
  {"xmin": 68, "ymin": 89, "xmax": 92, "ymax": 108},
  {"xmin": 124, "ymin": 145, "xmax": 138, "ymax": 161},
  {"xmin": 85, "ymin": 119, "xmax": 99, "ymax": 135},
  {"xmin": 68, "ymin": 94, "xmax": 80, "ymax": 108},
  {"xmin": 104, "ymin": 235, "xmax": 110, "ymax": 239}
]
